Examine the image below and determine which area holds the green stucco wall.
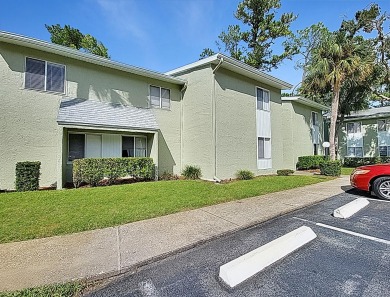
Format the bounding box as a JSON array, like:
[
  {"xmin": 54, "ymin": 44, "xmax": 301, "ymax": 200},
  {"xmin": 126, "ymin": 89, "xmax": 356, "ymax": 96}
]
[
  {"xmin": 281, "ymin": 101, "xmax": 324, "ymax": 169},
  {"xmin": 175, "ymin": 65, "xmax": 287, "ymax": 180},
  {"xmin": 338, "ymin": 118, "xmax": 383, "ymax": 159},
  {"xmin": 0, "ymin": 42, "xmax": 182, "ymax": 189}
]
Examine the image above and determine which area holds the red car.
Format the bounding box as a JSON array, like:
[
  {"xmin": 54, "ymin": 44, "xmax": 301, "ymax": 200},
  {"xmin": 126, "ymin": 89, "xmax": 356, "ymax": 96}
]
[{"xmin": 350, "ymin": 164, "xmax": 390, "ymax": 200}]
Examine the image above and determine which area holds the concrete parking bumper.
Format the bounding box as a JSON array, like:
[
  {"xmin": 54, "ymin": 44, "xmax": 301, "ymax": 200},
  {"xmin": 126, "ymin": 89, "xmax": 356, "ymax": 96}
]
[{"xmin": 0, "ymin": 176, "xmax": 350, "ymax": 291}]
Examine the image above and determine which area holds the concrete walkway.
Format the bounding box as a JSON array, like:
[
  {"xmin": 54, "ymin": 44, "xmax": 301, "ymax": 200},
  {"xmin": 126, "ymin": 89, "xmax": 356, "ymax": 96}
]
[{"xmin": 0, "ymin": 176, "xmax": 350, "ymax": 291}]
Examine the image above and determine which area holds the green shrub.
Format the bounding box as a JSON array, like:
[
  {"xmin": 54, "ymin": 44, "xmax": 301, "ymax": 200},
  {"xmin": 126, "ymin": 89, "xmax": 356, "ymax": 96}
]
[
  {"xmin": 277, "ymin": 169, "xmax": 294, "ymax": 176},
  {"xmin": 236, "ymin": 169, "xmax": 255, "ymax": 180},
  {"xmin": 296, "ymin": 155, "xmax": 327, "ymax": 170},
  {"xmin": 73, "ymin": 157, "xmax": 155, "ymax": 187},
  {"xmin": 15, "ymin": 161, "xmax": 41, "ymax": 192},
  {"xmin": 182, "ymin": 165, "xmax": 202, "ymax": 180},
  {"xmin": 343, "ymin": 157, "xmax": 387, "ymax": 167},
  {"xmin": 319, "ymin": 160, "xmax": 341, "ymax": 176}
]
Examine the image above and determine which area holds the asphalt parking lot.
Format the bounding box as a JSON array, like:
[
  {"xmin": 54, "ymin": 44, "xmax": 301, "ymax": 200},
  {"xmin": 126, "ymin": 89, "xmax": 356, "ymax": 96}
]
[{"xmin": 88, "ymin": 189, "xmax": 390, "ymax": 297}]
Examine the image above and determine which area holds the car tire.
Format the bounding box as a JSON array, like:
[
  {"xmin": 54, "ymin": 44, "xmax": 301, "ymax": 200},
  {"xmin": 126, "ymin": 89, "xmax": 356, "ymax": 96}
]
[{"xmin": 372, "ymin": 176, "xmax": 390, "ymax": 200}]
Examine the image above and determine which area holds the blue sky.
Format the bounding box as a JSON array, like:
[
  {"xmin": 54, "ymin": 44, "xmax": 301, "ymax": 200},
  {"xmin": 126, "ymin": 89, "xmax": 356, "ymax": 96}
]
[{"xmin": 1, "ymin": 0, "xmax": 388, "ymax": 90}]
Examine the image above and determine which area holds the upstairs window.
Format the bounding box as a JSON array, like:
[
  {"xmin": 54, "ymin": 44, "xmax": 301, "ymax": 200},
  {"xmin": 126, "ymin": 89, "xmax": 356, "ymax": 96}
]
[
  {"xmin": 25, "ymin": 57, "xmax": 65, "ymax": 93},
  {"xmin": 346, "ymin": 122, "xmax": 361, "ymax": 134},
  {"xmin": 378, "ymin": 119, "xmax": 390, "ymax": 132},
  {"xmin": 150, "ymin": 86, "xmax": 170, "ymax": 109},
  {"xmin": 256, "ymin": 87, "xmax": 270, "ymax": 111},
  {"xmin": 312, "ymin": 112, "xmax": 319, "ymax": 126}
]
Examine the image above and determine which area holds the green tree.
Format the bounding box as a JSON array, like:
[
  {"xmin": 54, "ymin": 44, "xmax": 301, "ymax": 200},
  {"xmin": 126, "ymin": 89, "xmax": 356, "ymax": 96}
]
[
  {"xmin": 199, "ymin": 48, "xmax": 216, "ymax": 59},
  {"xmin": 236, "ymin": 0, "xmax": 297, "ymax": 70},
  {"xmin": 45, "ymin": 24, "xmax": 110, "ymax": 58},
  {"xmin": 301, "ymin": 31, "xmax": 375, "ymax": 160},
  {"xmin": 200, "ymin": 0, "xmax": 296, "ymax": 70}
]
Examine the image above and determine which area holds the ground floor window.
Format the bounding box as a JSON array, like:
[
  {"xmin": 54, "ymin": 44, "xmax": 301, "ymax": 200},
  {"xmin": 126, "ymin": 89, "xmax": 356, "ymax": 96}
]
[
  {"xmin": 68, "ymin": 134, "xmax": 85, "ymax": 161},
  {"xmin": 68, "ymin": 133, "xmax": 147, "ymax": 161},
  {"xmin": 379, "ymin": 146, "xmax": 390, "ymax": 157},
  {"xmin": 314, "ymin": 144, "xmax": 318, "ymax": 155},
  {"xmin": 122, "ymin": 136, "xmax": 147, "ymax": 157},
  {"xmin": 258, "ymin": 137, "xmax": 271, "ymax": 159},
  {"xmin": 347, "ymin": 147, "xmax": 363, "ymax": 157}
]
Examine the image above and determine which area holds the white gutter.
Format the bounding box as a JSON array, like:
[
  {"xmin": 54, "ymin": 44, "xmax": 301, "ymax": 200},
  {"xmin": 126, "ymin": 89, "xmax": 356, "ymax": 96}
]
[
  {"xmin": 212, "ymin": 57, "xmax": 224, "ymax": 181},
  {"xmin": 180, "ymin": 82, "xmax": 188, "ymax": 173}
]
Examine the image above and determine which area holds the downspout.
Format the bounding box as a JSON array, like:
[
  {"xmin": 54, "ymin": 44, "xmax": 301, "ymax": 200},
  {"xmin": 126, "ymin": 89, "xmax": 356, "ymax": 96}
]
[
  {"xmin": 180, "ymin": 82, "xmax": 188, "ymax": 173},
  {"xmin": 212, "ymin": 56, "xmax": 223, "ymax": 182}
]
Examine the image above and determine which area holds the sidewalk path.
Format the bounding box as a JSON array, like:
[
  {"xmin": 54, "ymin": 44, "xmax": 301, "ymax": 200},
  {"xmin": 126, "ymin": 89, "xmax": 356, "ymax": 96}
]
[{"xmin": 0, "ymin": 176, "xmax": 350, "ymax": 291}]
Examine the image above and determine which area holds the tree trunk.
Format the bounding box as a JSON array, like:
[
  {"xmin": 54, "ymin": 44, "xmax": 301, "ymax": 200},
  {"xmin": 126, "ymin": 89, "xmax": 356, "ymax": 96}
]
[{"xmin": 329, "ymin": 84, "xmax": 340, "ymax": 161}]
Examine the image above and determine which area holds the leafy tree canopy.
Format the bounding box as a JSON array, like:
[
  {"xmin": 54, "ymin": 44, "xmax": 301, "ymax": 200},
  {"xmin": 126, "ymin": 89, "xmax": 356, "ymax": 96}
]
[
  {"xmin": 199, "ymin": 0, "xmax": 296, "ymax": 71},
  {"xmin": 45, "ymin": 24, "xmax": 110, "ymax": 58}
]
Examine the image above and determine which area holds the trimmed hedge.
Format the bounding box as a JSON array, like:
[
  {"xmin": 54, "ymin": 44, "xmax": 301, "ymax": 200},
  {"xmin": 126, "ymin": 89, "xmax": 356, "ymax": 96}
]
[
  {"xmin": 342, "ymin": 157, "xmax": 390, "ymax": 167},
  {"xmin": 182, "ymin": 165, "xmax": 202, "ymax": 180},
  {"xmin": 277, "ymin": 169, "xmax": 294, "ymax": 176},
  {"xmin": 296, "ymin": 155, "xmax": 327, "ymax": 170},
  {"xmin": 236, "ymin": 169, "xmax": 255, "ymax": 180},
  {"xmin": 73, "ymin": 157, "xmax": 155, "ymax": 188},
  {"xmin": 320, "ymin": 160, "xmax": 341, "ymax": 176},
  {"xmin": 15, "ymin": 161, "xmax": 41, "ymax": 192}
]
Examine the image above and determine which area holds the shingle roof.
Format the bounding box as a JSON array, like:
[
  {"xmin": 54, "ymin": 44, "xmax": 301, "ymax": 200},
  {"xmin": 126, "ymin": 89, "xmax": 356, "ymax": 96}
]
[
  {"xmin": 346, "ymin": 106, "xmax": 390, "ymax": 119},
  {"xmin": 57, "ymin": 98, "xmax": 159, "ymax": 131}
]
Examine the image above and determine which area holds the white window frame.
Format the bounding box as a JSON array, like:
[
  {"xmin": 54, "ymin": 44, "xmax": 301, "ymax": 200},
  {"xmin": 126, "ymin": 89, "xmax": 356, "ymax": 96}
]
[
  {"xmin": 24, "ymin": 57, "xmax": 66, "ymax": 94},
  {"xmin": 346, "ymin": 122, "xmax": 361, "ymax": 134},
  {"xmin": 379, "ymin": 145, "xmax": 390, "ymax": 157},
  {"xmin": 256, "ymin": 87, "xmax": 270, "ymax": 112},
  {"xmin": 121, "ymin": 135, "xmax": 148, "ymax": 157},
  {"xmin": 67, "ymin": 132, "xmax": 148, "ymax": 163},
  {"xmin": 257, "ymin": 137, "xmax": 271, "ymax": 159},
  {"xmin": 346, "ymin": 146, "xmax": 363, "ymax": 158},
  {"xmin": 149, "ymin": 85, "xmax": 171, "ymax": 110},
  {"xmin": 377, "ymin": 119, "xmax": 390, "ymax": 132}
]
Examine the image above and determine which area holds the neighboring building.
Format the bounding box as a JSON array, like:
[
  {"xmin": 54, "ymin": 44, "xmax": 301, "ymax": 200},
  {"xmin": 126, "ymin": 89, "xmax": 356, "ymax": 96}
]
[
  {"xmin": 0, "ymin": 31, "xmax": 324, "ymax": 190},
  {"xmin": 281, "ymin": 97, "xmax": 329, "ymax": 169},
  {"xmin": 339, "ymin": 106, "xmax": 390, "ymax": 159}
]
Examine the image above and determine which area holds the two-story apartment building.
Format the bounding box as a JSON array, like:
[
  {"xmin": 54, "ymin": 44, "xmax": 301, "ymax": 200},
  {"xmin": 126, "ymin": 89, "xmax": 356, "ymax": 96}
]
[
  {"xmin": 339, "ymin": 106, "xmax": 390, "ymax": 159},
  {"xmin": 0, "ymin": 31, "xmax": 327, "ymax": 190}
]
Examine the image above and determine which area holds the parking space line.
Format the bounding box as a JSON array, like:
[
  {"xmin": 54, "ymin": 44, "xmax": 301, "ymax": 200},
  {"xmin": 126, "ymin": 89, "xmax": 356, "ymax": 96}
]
[
  {"xmin": 365, "ymin": 198, "xmax": 390, "ymax": 203},
  {"xmin": 292, "ymin": 217, "xmax": 390, "ymax": 245}
]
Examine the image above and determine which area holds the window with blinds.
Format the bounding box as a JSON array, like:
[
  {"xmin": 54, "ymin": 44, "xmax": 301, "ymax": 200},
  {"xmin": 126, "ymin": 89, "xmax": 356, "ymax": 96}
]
[
  {"xmin": 25, "ymin": 57, "xmax": 65, "ymax": 93},
  {"xmin": 258, "ymin": 137, "xmax": 271, "ymax": 159},
  {"xmin": 150, "ymin": 85, "xmax": 170, "ymax": 109},
  {"xmin": 256, "ymin": 87, "xmax": 270, "ymax": 111}
]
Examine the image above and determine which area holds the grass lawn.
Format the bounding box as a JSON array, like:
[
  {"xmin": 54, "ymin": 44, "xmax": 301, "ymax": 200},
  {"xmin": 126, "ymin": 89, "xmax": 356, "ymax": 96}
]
[
  {"xmin": 341, "ymin": 167, "xmax": 355, "ymax": 175},
  {"xmin": 0, "ymin": 282, "xmax": 84, "ymax": 297},
  {"xmin": 0, "ymin": 175, "xmax": 331, "ymax": 244}
]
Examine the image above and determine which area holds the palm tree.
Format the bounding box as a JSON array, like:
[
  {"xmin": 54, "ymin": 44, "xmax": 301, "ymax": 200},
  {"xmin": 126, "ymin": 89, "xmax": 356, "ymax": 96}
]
[{"xmin": 302, "ymin": 31, "xmax": 375, "ymax": 160}]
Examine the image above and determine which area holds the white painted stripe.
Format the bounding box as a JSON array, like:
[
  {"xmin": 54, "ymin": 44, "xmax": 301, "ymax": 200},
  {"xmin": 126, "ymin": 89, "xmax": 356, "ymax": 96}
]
[
  {"xmin": 316, "ymin": 223, "xmax": 390, "ymax": 245},
  {"xmin": 292, "ymin": 217, "xmax": 390, "ymax": 245},
  {"xmin": 333, "ymin": 198, "xmax": 369, "ymax": 219},
  {"xmin": 219, "ymin": 226, "xmax": 317, "ymax": 288}
]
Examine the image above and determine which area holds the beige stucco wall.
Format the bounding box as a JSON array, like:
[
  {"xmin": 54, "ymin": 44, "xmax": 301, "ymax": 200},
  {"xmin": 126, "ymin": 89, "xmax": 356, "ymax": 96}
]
[
  {"xmin": 0, "ymin": 42, "xmax": 182, "ymax": 189},
  {"xmin": 338, "ymin": 118, "xmax": 380, "ymax": 159},
  {"xmin": 281, "ymin": 101, "xmax": 324, "ymax": 169}
]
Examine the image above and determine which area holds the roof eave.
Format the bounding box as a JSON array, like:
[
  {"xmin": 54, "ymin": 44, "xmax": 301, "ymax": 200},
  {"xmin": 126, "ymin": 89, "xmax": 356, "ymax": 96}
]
[
  {"xmin": 282, "ymin": 96, "xmax": 329, "ymax": 111},
  {"xmin": 166, "ymin": 53, "xmax": 292, "ymax": 90},
  {"xmin": 0, "ymin": 31, "xmax": 186, "ymax": 86}
]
